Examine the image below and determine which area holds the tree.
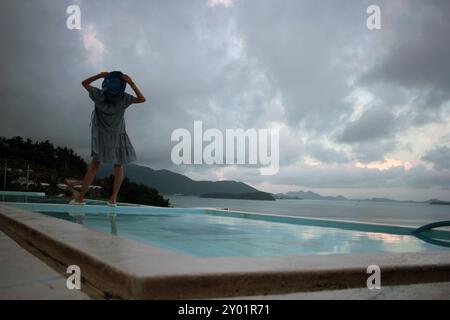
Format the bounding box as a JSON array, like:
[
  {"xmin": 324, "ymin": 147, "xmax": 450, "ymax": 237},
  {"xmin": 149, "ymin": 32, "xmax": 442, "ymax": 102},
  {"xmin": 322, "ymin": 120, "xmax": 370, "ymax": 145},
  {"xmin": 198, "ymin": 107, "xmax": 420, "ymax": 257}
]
[{"xmin": 101, "ymin": 176, "xmax": 169, "ymax": 207}]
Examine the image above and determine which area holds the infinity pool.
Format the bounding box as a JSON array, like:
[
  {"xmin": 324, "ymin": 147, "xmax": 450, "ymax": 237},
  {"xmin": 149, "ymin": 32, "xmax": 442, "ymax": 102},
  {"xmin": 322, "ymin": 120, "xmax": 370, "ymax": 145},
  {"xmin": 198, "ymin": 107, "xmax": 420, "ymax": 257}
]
[
  {"xmin": 38, "ymin": 210, "xmax": 450, "ymax": 257},
  {"xmin": 2, "ymin": 193, "xmax": 450, "ymax": 257}
]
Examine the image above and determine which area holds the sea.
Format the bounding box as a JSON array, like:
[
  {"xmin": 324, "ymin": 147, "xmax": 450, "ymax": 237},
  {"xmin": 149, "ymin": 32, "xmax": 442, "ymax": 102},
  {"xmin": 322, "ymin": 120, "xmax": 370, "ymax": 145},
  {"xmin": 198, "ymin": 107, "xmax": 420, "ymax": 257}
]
[{"xmin": 167, "ymin": 195, "xmax": 450, "ymax": 227}]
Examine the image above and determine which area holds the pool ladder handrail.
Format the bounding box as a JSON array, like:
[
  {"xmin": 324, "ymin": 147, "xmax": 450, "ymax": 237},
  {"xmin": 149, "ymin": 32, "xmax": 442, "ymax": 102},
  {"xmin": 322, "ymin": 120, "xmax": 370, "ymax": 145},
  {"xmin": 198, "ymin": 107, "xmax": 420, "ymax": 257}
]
[{"xmin": 412, "ymin": 220, "xmax": 450, "ymax": 234}]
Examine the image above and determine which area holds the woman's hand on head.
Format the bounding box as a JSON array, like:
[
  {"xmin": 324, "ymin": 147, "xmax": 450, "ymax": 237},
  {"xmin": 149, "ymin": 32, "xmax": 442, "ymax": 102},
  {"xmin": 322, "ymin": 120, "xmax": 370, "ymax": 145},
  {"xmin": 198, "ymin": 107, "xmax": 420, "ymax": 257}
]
[
  {"xmin": 82, "ymin": 72, "xmax": 109, "ymax": 91},
  {"xmin": 124, "ymin": 74, "xmax": 146, "ymax": 104},
  {"xmin": 122, "ymin": 74, "xmax": 133, "ymax": 84}
]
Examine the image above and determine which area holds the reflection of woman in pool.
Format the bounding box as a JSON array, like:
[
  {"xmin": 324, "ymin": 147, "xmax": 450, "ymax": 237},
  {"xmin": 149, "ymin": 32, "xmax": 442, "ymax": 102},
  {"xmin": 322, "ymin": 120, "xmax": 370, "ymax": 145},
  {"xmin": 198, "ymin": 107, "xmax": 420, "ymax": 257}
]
[{"xmin": 70, "ymin": 71, "xmax": 146, "ymax": 206}]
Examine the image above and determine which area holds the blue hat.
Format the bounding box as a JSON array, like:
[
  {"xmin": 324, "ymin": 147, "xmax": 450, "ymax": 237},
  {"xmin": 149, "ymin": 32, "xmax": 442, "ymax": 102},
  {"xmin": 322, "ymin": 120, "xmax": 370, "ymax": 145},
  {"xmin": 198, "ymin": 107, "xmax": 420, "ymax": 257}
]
[{"xmin": 101, "ymin": 71, "xmax": 126, "ymax": 97}]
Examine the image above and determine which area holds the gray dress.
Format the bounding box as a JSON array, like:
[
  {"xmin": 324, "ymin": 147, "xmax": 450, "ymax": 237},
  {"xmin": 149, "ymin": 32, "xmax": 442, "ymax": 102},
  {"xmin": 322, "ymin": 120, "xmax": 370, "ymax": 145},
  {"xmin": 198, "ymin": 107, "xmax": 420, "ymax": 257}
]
[{"xmin": 88, "ymin": 87, "xmax": 137, "ymax": 164}]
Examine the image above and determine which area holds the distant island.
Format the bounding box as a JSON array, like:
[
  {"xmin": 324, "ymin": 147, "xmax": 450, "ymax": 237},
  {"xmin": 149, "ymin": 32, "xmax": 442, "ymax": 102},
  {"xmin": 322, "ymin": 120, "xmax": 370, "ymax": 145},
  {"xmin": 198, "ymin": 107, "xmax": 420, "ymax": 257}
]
[
  {"xmin": 275, "ymin": 191, "xmax": 346, "ymax": 201},
  {"xmin": 200, "ymin": 192, "xmax": 275, "ymax": 201},
  {"xmin": 275, "ymin": 190, "xmax": 449, "ymax": 204},
  {"xmin": 429, "ymin": 200, "xmax": 450, "ymax": 205}
]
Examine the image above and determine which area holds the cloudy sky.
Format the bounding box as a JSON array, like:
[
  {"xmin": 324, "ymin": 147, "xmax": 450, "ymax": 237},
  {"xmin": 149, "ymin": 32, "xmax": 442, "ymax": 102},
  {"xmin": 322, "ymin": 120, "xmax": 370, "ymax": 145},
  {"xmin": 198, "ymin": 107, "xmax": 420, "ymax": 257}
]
[{"xmin": 1, "ymin": 0, "xmax": 449, "ymax": 201}]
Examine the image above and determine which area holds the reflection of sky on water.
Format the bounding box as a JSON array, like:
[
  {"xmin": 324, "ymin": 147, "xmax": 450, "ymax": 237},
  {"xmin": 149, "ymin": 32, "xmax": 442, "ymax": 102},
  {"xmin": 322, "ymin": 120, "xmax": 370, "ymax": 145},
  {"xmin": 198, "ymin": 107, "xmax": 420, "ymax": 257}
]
[{"xmin": 41, "ymin": 212, "xmax": 450, "ymax": 257}]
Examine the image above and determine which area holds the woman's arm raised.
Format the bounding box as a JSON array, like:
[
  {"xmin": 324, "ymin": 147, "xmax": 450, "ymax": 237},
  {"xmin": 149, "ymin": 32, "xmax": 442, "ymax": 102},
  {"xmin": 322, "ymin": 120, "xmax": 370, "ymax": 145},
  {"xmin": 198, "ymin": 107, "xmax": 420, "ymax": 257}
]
[
  {"xmin": 122, "ymin": 74, "xmax": 146, "ymax": 104},
  {"xmin": 82, "ymin": 72, "xmax": 109, "ymax": 92}
]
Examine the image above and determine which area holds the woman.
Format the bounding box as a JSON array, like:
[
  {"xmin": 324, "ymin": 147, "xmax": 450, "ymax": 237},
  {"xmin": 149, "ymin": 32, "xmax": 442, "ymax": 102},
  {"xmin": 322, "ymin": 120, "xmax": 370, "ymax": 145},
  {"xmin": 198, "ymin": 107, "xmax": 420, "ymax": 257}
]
[{"xmin": 70, "ymin": 71, "xmax": 146, "ymax": 206}]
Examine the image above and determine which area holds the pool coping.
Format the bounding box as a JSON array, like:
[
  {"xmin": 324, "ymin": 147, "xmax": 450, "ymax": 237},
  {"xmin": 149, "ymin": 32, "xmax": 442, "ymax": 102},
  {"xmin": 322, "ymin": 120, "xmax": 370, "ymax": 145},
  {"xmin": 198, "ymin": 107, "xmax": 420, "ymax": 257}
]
[{"xmin": 1, "ymin": 203, "xmax": 450, "ymax": 299}]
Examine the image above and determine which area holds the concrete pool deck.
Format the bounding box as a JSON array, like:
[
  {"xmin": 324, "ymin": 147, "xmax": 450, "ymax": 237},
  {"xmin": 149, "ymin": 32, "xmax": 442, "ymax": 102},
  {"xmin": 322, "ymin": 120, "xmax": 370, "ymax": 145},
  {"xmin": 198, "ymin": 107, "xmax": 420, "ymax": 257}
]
[
  {"xmin": 1, "ymin": 203, "xmax": 450, "ymax": 299},
  {"xmin": 0, "ymin": 230, "xmax": 89, "ymax": 299}
]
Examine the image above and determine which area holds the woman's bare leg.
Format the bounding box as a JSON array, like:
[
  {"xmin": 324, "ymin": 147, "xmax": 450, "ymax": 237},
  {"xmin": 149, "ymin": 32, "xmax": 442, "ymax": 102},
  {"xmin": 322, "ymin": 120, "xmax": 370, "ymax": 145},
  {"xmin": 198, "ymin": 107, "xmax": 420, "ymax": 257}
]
[
  {"xmin": 77, "ymin": 160, "xmax": 101, "ymax": 202},
  {"xmin": 109, "ymin": 164, "xmax": 124, "ymax": 204}
]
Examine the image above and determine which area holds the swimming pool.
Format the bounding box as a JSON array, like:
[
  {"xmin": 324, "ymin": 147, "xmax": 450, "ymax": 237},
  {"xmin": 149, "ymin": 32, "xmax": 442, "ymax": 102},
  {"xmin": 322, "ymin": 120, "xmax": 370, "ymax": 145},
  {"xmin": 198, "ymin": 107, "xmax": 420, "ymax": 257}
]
[
  {"xmin": 2, "ymin": 192, "xmax": 449, "ymax": 257},
  {"xmin": 38, "ymin": 210, "xmax": 450, "ymax": 257}
]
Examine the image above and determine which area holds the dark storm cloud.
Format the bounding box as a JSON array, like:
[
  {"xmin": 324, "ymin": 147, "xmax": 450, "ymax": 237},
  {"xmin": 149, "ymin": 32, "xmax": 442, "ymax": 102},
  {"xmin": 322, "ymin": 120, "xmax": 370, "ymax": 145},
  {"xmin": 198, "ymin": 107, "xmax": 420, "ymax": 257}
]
[
  {"xmin": 334, "ymin": 104, "xmax": 401, "ymax": 162},
  {"xmin": 337, "ymin": 106, "xmax": 397, "ymax": 143},
  {"xmin": 422, "ymin": 146, "xmax": 450, "ymax": 171},
  {"xmin": 403, "ymin": 164, "xmax": 450, "ymax": 190},
  {"xmin": 359, "ymin": 0, "xmax": 450, "ymax": 110},
  {"xmin": 350, "ymin": 140, "xmax": 397, "ymax": 163},
  {"xmin": 0, "ymin": 0, "xmax": 93, "ymax": 154},
  {"xmin": 306, "ymin": 143, "xmax": 348, "ymax": 164},
  {"xmin": 233, "ymin": 0, "xmax": 367, "ymax": 132}
]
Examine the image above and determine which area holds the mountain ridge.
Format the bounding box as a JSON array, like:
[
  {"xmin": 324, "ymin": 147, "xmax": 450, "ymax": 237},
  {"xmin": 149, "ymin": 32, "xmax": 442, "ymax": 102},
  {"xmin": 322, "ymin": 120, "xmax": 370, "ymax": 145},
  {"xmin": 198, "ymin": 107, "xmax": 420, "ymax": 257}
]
[
  {"xmin": 97, "ymin": 164, "xmax": 259, "ymax": 195},
  {"xmin": 97, "ymin": 163, "xmax": 447, "ymax": 203}
]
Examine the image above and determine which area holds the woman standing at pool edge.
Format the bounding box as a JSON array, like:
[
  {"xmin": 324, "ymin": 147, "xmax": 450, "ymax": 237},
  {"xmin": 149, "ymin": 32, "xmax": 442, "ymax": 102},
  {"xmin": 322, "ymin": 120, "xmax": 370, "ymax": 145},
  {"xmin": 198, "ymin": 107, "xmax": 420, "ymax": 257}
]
[{"xmin": 70, "ymin": 71, "xmax": 146, "ymax": 206}]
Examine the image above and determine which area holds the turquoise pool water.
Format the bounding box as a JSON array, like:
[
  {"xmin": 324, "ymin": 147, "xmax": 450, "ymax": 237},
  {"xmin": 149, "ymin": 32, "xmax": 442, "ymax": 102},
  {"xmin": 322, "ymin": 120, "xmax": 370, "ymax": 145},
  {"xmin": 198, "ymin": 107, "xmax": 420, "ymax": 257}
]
[
  {"xmin": 39, "ymin": 211, "xmax": 450, "ymax": 257},
  {"xmin": 2, "ymin": 193, "xmax": 450, "ymax": 257}
]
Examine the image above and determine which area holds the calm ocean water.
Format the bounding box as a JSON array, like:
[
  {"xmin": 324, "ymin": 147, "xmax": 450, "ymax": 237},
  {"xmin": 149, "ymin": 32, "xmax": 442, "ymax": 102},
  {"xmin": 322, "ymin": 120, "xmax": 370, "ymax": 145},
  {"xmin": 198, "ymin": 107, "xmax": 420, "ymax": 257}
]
[{"xmin": 168, "ymin": 195, "xmax": 450, "ymax": 227}]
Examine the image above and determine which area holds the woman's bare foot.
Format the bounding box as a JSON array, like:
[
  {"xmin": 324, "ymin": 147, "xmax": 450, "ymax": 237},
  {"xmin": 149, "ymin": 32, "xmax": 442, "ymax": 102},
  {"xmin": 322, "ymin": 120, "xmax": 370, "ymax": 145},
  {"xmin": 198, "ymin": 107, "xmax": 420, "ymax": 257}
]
[
  {"xmin": 69, "ymin": 198, "xmax": 86, "ymax": 205},
  {"xmin": 107, "ymin": 198, "xmax": 117, "ymax": 207},
  {"xmin": 65, "ymin": 178, "xmax": 81, "ymax": 199}
]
